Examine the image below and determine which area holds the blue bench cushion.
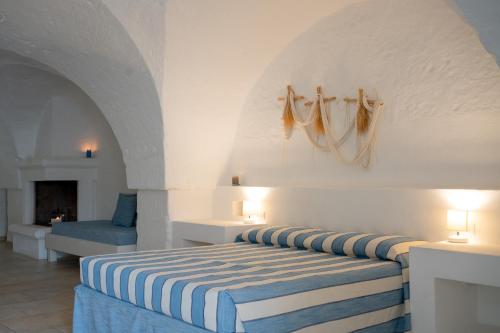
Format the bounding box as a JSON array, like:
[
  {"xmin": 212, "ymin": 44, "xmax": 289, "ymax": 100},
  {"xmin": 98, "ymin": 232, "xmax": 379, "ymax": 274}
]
[
  {"xmin": 51, "ymin": 220, "xmax": 137, "ymax": 246},
  {"xmin": 112, "ymin": 193, "xmax": 137, "ymax": 228}
]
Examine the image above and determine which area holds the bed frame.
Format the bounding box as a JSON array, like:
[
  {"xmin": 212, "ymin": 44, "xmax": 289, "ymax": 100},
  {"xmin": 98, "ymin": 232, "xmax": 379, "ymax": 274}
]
[{"xmin": 45, "ymin": 233, "xmax": 136, "ymax": 262}]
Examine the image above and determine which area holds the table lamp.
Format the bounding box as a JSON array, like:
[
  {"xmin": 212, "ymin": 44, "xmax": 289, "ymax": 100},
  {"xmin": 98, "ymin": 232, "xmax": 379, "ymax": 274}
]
[
  {"xmin": 447, "ymin": 209, "xmax": 469, "ymax": 243},
  {"xmin": 242, "ymin": 200, "xmax": 263, "ymax": 224}
]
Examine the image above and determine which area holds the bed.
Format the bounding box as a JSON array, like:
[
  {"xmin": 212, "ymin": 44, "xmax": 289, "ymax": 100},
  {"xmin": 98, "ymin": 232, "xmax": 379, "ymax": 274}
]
[{"xmin": 74, "ymin": 226, "xmax": 423, "ymax": 333}]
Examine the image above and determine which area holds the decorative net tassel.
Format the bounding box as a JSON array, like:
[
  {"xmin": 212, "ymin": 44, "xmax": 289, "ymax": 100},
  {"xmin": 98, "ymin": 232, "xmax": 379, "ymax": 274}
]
[
  {"xmin": 312, "ymin": 101, "xmax": 326, "ymax": 135},
  {"xmin": 282, "ymin": 86, "xmax": 295, "ymax": 139},
  {"xmin": 356, "ymin": 89, "xmax": 370, "ymax": 134},
  {"xmin": 312, "ymin": 87, "xmax": 326, "ymax": 135}
]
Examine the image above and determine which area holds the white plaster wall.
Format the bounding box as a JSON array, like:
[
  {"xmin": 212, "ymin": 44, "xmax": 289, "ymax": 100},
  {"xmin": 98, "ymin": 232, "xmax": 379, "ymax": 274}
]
[
  {"xmin": 0, "ymin": 190, "xmax": 6, "ymax": 238},
  {"xmin": 6, "ymin": 189, "xmax": 21, "ymax": 241},
  {"xmin": 168, "ymin": 190, "xmax": 213, "ymax": 221},
  {"xmin": 163, "ymin": 0, "xmax": 367, "ymax": 246},
  {"xmin": 164, "ymin": 0, "xmax": 363, "ymax": 189},
  {"xmin": 137, "ymin": 190, "xmax": 169, "ymax": 250},
  {"xmin": 164, "ymin": 0, "xmax": 500, "ymax": 191},
  {"xmin": 0, "ymin": 64, "xmax": 130, "ymax": 224},
  {"xmin": 220, "ymin": 0, "xmax": 500, "ymax": 189},
  {"xmin": 137, "ymin": 189, "xmax": 213, "ymax": 250},
  {"xmin": 102, "ymin": 0, "xmax": 167, "ymax": 97},
  {"xmin": 0, "ymin": 66, "xmax": 51, "ymax": 160},
  {"xmin": 0, "ymin": 118, "xmax": 18, "ymax": 189},
  {"xmin": 477, "ymin": 285, "xmax": 500, "ymax": 328},
  {"xmin": 213, "ymin": 186, "xmax": 500, "ymax": 246}
]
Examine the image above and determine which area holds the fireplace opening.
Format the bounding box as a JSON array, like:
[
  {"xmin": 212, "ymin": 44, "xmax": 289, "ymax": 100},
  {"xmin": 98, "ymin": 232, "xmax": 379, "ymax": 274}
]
[{"xmin": 35, "ymin": 181, "xmax": 78, "ymax": 226}]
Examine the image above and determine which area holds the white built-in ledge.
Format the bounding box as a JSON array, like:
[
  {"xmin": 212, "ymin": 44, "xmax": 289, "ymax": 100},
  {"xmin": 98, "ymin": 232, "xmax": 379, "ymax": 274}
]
[
  {"xmin": 171, "ymin": 220, "xmax": 267, "ymax": 248},
  {"xmin": 9, "ymin": 224, "xmax": 52, "ymax": 259}
]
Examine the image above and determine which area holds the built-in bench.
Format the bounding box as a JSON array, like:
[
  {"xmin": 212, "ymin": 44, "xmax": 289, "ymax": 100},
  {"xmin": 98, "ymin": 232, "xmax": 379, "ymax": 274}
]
[
  {"xmin": 9, "ymin": 224, "xmax": 52, "ymax": 259},
  {"xmin": 46, "ymin": 220, "xmax": 137, "ymax": 261},
  {"xmin": 9, "ymin": 193, "xmax": 138, "ymax": 261}
]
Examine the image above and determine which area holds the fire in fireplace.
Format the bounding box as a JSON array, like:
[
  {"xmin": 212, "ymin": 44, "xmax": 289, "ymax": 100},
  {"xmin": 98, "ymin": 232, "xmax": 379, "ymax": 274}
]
[{"xmin": 34, "ymin": 181, "xmax": 78, "ymax": 226}]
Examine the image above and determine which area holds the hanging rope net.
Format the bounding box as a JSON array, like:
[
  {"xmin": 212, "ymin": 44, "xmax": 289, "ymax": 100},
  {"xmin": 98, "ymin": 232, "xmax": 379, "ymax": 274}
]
[{"xmin": 281, "ymin": 86, "xmax": 383, "ymax": 168}]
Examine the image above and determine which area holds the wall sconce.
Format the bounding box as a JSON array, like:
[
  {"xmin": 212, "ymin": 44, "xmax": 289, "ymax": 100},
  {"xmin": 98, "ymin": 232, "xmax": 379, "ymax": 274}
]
[
  {"xmin": 447, "ymin": 209, "xmax": 470, "ymax": 243},
  {"xmin": 82, "ymin": 142, "xmax": 97, "ymax": 158}
]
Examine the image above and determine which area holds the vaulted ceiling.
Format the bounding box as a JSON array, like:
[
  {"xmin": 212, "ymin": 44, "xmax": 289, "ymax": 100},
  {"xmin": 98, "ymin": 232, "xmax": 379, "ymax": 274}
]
[{"xmin": 0, "ymin": 0, "xmax": 166, "ymax": 189}]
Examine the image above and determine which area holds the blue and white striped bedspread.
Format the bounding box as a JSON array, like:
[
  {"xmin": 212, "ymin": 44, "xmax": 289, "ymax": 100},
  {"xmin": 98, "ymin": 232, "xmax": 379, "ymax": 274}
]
[{"xmin": 79, "ymin": 226, "xmax": 423, "ymax": 333}]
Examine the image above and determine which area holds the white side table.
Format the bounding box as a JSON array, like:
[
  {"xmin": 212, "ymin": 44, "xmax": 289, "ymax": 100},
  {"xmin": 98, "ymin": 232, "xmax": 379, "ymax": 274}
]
[
  {"xmin": 171, "ymin": 220, "xmax": 266, "ymax": 248},
  {"xmin": 410, "ymin": 242, "xmax": 500, "ymax": 333}
]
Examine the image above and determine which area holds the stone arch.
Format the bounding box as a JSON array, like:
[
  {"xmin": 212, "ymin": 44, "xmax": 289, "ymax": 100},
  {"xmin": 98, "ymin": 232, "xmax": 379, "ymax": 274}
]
[{"xmin": 0, "ymin": 0, "xmax": 165, "ymax": 189}]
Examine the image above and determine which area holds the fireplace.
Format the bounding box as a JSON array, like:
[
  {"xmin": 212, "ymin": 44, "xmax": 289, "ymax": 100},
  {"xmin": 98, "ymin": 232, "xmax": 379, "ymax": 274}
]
[
  {"xmin": 34, "ymin": 181, "xmax": 78, "ymax": 226},
  {"xmin": 19, "ymin": 157, "xmax": 98, "ymax": 225}
]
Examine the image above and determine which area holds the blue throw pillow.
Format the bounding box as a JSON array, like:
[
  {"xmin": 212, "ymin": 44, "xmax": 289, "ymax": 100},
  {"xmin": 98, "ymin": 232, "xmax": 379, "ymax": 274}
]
[{"xmin": 111, "ymin": 193, "xmax": 137, "ymax": 227}]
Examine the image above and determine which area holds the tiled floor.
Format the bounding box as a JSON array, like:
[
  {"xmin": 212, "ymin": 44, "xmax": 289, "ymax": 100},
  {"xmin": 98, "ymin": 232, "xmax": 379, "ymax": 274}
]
[{"xmin": 0, "ymin": 242, "xmax": 79, "ymax": 333}]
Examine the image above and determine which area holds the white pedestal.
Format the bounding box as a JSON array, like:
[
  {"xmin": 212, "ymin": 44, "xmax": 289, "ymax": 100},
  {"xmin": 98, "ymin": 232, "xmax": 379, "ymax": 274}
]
[
  {"xmin": 9, "ymin": 224, "xmax": 52, "ymax": 260},
  {"xmin": 410, "ymin": 242, "xmax": 500, "ymax": 333}
]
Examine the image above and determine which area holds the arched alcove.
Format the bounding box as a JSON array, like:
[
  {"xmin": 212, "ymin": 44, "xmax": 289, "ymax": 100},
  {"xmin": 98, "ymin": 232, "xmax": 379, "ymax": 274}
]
[
  {"xmin": 0, "ymin": 51, "xmax": 131, "ymax": 228},
  {"xmin": 0, "ymin": 0, "xmax": 165, "ymax": 190}
]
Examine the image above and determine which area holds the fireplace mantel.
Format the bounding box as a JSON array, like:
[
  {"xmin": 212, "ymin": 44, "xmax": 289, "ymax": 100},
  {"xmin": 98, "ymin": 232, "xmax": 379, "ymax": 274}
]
[
  {"xmin": 18, "ymin": 157, "xmax": 99, "ymax": 170},
  {"xmin": 18, "ymin": 157, "xmax": 99, "ymax": 225}
]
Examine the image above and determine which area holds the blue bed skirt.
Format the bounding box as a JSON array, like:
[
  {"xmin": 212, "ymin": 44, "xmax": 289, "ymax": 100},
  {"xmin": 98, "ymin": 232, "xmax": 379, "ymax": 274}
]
[{"xmin": 73, "ymin": 285, "xmax": 210, "ymax": 333}]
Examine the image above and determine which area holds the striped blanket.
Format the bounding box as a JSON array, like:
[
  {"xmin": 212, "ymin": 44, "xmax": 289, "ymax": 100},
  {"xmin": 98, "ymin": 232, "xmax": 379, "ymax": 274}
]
[{"xmin": 80, "ymin": 226, "xmax": 423, "ymax": 333}]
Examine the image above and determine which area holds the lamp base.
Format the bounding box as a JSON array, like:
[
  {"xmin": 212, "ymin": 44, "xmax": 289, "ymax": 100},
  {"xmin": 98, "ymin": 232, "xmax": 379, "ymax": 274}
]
[
  {"xmin": 243, "ymin": 218, "xmax": 255, "ymax": 225},
  {"xmin": 448, "ymin": 233, "xmax": 468, "ymax": 243}
]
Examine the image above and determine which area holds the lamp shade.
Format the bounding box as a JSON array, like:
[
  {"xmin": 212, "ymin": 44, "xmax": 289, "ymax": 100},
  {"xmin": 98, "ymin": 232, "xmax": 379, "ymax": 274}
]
[
  {"xmin": 242, "ymin": 200, "xmax": 262, "ymax": 217},
  {"xmin": 447, "ymin": 209, "xmax": 467, "ymax": 231}
]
